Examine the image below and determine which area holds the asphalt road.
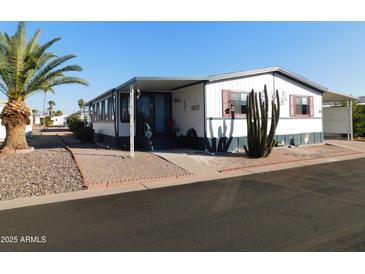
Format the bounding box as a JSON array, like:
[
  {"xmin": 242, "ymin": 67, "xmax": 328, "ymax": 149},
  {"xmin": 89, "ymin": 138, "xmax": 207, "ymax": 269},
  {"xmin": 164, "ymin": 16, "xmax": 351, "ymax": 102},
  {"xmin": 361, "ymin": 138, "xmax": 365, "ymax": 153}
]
[{"xmin": 1, "ymin": 157, "xmax": 365, "ymax": 251}]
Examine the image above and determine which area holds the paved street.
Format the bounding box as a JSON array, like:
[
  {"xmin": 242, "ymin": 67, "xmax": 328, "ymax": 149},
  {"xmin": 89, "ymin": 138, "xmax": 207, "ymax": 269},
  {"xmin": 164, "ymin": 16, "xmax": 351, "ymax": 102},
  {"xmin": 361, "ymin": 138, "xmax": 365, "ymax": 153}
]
[{"xmin": 1, "ymin": 157, "xmax": 365, "ymax": 251}]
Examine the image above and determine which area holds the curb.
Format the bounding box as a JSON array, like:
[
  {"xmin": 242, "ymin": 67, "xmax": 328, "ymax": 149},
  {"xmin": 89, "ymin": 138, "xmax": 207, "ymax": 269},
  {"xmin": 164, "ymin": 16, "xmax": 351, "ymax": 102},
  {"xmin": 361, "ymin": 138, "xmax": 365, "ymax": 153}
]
[
  {"xmin": 219, "ymin": 151, "xmax": 365, "ymax": 172},
  {"xmin": 86, "ymin": 171, "xmax": 193, "ymax": 190},
  {"xmin": 57, "ymin": 135, "xmax": 89, "ymax": 190}
]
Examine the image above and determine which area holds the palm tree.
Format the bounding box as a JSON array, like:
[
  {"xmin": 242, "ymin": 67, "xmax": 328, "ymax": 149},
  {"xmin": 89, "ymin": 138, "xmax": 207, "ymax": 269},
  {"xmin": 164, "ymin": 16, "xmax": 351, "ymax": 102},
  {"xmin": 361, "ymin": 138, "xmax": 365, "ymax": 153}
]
[
  {"xmin": 0, "ymin": 22, "xmax": 88, "ymax": 151},
  {"xmin": 42, "ymin": 89, "xmax": 54, "ymax": 127},
  {"xmin": 54, "ymin": 110, "xmax": 63, "ymax": 116},
  {"xmin": 78, "ymin": 98, "xmax": 85, "ymax": 113},
  {"xmin": 77, "ymin": 98, "xmax": 86, "ymax": 121},
  {"xmin": 47, "ymin": 100, "xmax": 56, "ymax": 117}
]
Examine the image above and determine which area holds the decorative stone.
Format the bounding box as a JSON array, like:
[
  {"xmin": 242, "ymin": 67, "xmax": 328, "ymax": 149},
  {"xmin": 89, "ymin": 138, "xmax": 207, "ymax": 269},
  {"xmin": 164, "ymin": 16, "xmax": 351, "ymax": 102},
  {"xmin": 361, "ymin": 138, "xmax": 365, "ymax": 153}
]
[
  {"xmin": 0, "ymin": 147, "xmax": 16, "ymax": 154},
  {"xmin": 15, "ymin": 147, "xmax": 35, "ymax": 154}
]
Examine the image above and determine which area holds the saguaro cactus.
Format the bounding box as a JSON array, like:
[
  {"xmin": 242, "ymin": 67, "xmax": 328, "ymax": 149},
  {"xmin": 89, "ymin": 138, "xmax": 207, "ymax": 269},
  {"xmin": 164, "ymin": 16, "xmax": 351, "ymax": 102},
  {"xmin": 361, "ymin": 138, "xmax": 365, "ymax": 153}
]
[{"xmin": 244, "ymin": 85, "xmax": 280, "ymax": 158}]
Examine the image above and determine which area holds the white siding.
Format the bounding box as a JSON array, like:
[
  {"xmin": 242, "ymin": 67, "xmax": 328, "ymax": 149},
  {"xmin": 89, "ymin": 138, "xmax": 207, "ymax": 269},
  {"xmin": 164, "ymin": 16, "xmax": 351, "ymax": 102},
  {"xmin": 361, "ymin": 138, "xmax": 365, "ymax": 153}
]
[
  {"xmin": 172, "ymin": 83, "xmax": 205, "ymax": 137},
  {"xmin": 205, "ymin": 73, "xmax": 274, "ymax": 118},
  {"xmin": 205, "ymin": 73, "xmax": 323, "ymax": 138},
  {"xmin": 94, "ymin": 122, "xmax": 116, "ymax": 136}
]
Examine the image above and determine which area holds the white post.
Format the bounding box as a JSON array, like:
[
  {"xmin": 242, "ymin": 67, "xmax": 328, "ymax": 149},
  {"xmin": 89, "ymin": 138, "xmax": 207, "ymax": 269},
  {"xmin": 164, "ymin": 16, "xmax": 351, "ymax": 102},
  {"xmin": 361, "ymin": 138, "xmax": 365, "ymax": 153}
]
[
  {"xmin": 350, "ymin": 100, "xmax": 353, "ymax": 141},
  {"xmin": 129, "ymin": 84, "xmax": 135, "ymax": 158},
  {"xmin": 347, "ymin": 101, "xmax": 350, "ymax": 141}
]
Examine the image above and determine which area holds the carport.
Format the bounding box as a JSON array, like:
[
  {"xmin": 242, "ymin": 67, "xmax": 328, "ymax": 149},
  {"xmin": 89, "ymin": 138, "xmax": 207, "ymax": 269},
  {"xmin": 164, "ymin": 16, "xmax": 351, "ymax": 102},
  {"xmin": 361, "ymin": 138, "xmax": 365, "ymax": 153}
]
[{"xmin": 322, "ymin": 90, "xmax": 357, "ymax": 141}]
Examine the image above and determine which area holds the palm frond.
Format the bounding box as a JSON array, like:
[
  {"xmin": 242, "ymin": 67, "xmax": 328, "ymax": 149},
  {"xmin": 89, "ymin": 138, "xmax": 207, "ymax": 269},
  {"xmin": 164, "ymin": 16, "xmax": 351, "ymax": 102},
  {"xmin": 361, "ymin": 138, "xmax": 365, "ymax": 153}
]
[{"xmin": 0, "ymin": 22, "xmax": 87, "ymax": 101}]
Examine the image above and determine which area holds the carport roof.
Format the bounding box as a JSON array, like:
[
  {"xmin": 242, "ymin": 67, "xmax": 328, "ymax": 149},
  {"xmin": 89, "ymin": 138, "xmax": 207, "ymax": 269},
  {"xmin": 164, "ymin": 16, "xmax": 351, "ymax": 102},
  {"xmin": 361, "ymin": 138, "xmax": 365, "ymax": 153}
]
[
  {"xmin": 323, "ymin": 90, "xmax": 358, "ymax": 102},
  {"xmin": 87, "ymin": 76, "xmax": 208, "ymax": 103}
]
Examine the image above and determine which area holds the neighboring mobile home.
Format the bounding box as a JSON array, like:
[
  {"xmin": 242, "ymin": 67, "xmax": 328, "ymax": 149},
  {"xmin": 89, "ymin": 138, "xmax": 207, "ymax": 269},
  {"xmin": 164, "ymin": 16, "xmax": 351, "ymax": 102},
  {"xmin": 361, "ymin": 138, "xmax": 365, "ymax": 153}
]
[
  {"xmin": 51, "ymin": 115, "xmax": 68, "ymax": 126},
  {"xmin": 86, "ymin": 66, "xmax": 355, "ymax": 152}
]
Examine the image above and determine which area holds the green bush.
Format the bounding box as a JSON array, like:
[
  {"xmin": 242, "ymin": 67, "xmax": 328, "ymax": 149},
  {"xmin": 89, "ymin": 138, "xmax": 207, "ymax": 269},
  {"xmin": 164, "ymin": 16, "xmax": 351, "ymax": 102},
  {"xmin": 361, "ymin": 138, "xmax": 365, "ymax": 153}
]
[
  {"xmin": 67, "ymin": 112, "xmax": 83, "ymax": 134},
  {"xmin": 45, "ymin": 116, "xmax": 53, "ymax": 126},
  {"xmin": 79, "ymin": 126, "xmax": 94, "ymax": 142},
  {"xmin": 67, "ymin": 112, "xmax": 94, "ymax": 142},
  {"xmin": 68, "ymin": 120, "xmax": 83, "ymax": 134}
]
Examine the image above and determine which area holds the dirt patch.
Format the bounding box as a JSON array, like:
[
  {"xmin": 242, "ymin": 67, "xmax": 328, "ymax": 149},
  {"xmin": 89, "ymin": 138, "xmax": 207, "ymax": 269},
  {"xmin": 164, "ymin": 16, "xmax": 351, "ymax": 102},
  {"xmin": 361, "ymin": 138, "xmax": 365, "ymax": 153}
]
[
  {"xmin": 68, "ymin": 147, "xmax": 191, "ymax": 187},
  {"xmin": 187, "ymin": 144, "xmax": 358, "ymax": 172}
]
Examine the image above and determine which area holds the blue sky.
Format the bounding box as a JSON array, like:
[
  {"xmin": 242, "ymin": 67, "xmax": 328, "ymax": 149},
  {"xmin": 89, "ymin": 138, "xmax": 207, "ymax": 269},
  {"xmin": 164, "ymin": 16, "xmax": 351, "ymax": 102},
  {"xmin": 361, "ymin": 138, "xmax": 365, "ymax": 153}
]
[{"xmin": 0, "ymin": 22, "xmax": 364, "ymax": 114}]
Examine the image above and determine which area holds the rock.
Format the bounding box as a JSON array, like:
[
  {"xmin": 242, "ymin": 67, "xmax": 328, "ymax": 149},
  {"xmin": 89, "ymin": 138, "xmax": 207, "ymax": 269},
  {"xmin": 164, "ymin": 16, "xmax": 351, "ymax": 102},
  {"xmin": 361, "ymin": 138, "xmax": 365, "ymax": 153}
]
[{"xmin": 0, "ymin": 147, "xmax": 15, "ymax": 154}]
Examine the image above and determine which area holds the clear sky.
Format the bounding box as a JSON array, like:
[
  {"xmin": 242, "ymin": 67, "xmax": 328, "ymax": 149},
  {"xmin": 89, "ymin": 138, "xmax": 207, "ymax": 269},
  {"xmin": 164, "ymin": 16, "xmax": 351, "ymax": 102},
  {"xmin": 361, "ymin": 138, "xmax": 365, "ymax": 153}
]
[{"xmin": 0, "ymin": 21, "xmax": 364, "ymax": 115}]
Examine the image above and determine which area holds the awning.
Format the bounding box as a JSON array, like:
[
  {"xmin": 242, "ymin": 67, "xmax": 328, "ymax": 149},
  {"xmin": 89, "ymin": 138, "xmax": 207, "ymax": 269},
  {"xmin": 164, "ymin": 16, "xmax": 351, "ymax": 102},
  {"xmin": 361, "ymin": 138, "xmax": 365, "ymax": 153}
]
[
  {"xmin": 323, "ymin": 90, "xmax": 357, "ymax": 102},
  {"xmin": 116, "ymin": 77, "xmax": 208, "ymax": 92}
]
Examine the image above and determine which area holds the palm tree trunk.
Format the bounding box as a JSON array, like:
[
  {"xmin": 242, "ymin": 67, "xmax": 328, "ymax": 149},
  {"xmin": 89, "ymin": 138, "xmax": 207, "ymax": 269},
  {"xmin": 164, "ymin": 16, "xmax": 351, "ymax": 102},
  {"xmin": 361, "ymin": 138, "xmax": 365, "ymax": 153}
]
[
  {"xmin": 43, "ymin": 92, "xmax": 46, "ymax": 129},
  {"xmin": 2, "ymin": 122, "xmax": 28, "ymax": 149},
  {"xmin": 0, "ymin": 100, "xmax": 31, "ymax": 151}
]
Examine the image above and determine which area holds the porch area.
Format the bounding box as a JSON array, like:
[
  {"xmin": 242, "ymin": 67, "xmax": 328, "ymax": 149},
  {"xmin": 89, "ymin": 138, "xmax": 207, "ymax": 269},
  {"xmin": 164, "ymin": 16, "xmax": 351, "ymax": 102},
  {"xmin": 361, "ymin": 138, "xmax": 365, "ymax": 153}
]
[{"xmin": 114, "ymin": 77, "xmax": 207, "ymax": 154}]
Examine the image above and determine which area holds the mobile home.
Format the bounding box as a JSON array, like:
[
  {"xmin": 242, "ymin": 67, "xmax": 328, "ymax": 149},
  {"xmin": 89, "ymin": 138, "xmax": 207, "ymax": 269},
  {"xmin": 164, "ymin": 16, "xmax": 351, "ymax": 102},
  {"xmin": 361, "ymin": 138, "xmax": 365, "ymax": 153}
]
[{"xmin": 86, "ymin": 66, "xmax": 355, "ymax": 152}]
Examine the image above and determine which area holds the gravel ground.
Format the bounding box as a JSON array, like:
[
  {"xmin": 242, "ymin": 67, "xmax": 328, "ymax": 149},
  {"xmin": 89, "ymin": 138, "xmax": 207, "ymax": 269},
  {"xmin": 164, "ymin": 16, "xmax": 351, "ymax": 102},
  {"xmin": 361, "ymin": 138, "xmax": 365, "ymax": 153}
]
[
  {"xmin": 188, "ymin": 144, "xmax": 357, "ymax": 172},
  {"xmin": 0, "ymin": 130, "xmax": 83, "ymax": 201}
]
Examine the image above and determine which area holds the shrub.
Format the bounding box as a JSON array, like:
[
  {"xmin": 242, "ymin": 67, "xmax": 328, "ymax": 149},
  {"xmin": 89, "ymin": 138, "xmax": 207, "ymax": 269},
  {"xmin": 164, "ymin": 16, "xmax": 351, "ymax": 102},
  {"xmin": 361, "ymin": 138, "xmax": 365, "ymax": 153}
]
[
  {"xmin": 45, "ymin": 116, "xmax": 53, "ymax": 126},
  {"xmin": 67, "ymin": 112, "xmax": 84, "ymax": 134},
  {"xmin": 79, "ymin": 126, "xmax": 94, "ymax": 142},
  {"xmin": 68, "ymin": 120, "xmax": 84, "ymax": 134}
]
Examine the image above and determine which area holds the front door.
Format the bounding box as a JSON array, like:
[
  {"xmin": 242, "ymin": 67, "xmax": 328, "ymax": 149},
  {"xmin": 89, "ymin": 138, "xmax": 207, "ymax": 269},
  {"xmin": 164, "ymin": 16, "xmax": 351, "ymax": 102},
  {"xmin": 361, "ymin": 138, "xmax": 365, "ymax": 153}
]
[
  {"xmin": 154, "ymin": 94, "xmax": 171, "ymax": 134},
  {"xmin": 136, "ymin": 93, "xmax": 171, "ymax": 135},
  {"xmin": 136, "ymin": 95, "xmax": 154, "ymax": 137}
]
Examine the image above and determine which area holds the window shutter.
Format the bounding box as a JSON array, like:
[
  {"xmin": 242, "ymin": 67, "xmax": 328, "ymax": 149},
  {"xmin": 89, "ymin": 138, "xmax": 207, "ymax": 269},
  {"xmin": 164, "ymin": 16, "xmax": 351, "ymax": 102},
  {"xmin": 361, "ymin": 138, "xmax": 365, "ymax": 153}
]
[
  {"xmin": 309, "ymin": 96, "xmax": 314, "ymax": 117},
  {"xmin": 289, "ymin": 95, "xmax": 295, "ymax": 117},
  {"xmin": 222, "ymin": 90, "xmax": 232, "ymax": 117}
]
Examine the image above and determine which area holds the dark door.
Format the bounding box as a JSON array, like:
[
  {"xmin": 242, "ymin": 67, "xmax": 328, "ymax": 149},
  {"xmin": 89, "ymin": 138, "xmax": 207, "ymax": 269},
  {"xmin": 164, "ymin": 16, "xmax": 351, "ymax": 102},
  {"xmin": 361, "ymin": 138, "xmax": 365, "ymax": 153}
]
[
  {"xmin": 136, "ymin": 93, "xmax": 171, "ymax": 136},
  {"xmin": 154, "ymin": 94, "xmax": 171, "ymax": 134},
  {"xmin": 136, "ymin": 95, "xmax": 154, "ymax": 136}
]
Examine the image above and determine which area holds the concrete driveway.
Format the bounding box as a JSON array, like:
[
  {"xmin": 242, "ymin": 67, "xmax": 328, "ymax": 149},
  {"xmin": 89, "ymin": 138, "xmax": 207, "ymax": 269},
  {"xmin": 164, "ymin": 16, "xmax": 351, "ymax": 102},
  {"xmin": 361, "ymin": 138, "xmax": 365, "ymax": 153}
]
[{"xmin": 1, "ymin": 157, "xmax": 365, "ymax": 251}]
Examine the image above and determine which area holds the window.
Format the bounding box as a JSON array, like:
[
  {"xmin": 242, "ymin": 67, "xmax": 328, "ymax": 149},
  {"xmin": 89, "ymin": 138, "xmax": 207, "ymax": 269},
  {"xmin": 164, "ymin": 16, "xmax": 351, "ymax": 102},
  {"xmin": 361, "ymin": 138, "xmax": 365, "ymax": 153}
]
[
  {"xmin": 100, "ymin": 100, "xmax": 105, "ymax": 120},
  {"xmin": 95, "ymin": 103, "xmax": 100, "ymax": 121},
  {"xmin": 104, "ymin": 99, "xmax": 108, "ymax": 121},
  {"xmin": 295, "ymin": 96, "xmax": 308, "ymax": 115},
  {"xmin": 290, "ymin": 95, "xmax": 313, "ymax": 117},
  {"xmin": 230, "ymin": 92, "xmax": 247, "ymax": 115},
  {"xmin": 120, "ymin": 94, "xmax": 130, "ymax": 122},
  {"xmin": 222, "ymin": 90, "xmax": 248, "ymax": 117},
  {"xmin": 107, "ymin": 97, "xmax": 114, "ymax": 120},
  {"xmin": 92, "ymin": 104, "xmax": 96, "ymax": 121}
]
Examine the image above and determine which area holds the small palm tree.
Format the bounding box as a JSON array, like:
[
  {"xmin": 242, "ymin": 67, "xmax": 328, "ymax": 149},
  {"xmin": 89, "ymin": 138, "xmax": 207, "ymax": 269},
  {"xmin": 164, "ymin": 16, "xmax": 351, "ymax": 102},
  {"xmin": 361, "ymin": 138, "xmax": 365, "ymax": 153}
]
[
  {"xmin": 78, "ymin": 98, "xmax": 85, "ymax": 113},
  {"xmin": 54, "ymin": 110, "xmax": 63, "ymax": 116},
  {"xmin": 47, "ymin": 100, "xmax": 56, "ymax": 117},
  {"xmin": 0, "ymin": 22, "xmax": 88, "ymax": 151}
]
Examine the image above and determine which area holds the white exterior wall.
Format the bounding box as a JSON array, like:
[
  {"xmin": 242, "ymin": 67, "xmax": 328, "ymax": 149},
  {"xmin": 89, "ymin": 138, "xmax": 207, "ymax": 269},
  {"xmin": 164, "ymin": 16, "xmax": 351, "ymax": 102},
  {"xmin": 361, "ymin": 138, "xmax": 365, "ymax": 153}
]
[
  {"xmin": 172, "ymin": 83, "xmax": 205, "ymax": 137},
  {"xmin": 93, "ymin": 121, "xmax": 115, "ymax": 136},
  {"xmin": 205, "ymin": 73, "xmax": 323, "ymax": 138},
  {"xmin": 51, "ymin": 115, "xmax": 68, "ymax": 126},
  {"xmin": 274, "ymin": 73, "xmax": 323, "ymax": 135}
]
